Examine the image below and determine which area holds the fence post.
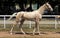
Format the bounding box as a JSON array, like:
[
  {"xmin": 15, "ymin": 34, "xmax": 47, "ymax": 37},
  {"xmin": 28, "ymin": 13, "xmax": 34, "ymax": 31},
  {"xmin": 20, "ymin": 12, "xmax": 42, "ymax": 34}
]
[
  {"xmin": 4, "ymin": 16, "xmax": 6, "ymax": 29},
  {"xmin": 55, "ymin": 17, "xmax": 57, "ymax": 29},
  {"xmin": 29, "ymin": 21, "xmax": 32, "ymax": 28}
]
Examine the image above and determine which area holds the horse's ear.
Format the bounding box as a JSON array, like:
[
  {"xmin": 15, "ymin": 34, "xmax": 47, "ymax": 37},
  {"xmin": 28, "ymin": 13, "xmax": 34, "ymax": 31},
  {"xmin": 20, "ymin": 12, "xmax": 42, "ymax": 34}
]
[
  {"xmin": 46, "ymin": 2, "xmax": 49, "ymax": 5},
  {"xmin": 46, "ymin": 2, "xmax": 49, "ymax": 4}
]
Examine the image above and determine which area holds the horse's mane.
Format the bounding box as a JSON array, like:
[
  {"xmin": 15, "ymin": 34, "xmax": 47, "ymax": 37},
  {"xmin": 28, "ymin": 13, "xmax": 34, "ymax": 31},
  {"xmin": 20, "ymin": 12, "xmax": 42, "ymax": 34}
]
[{"xmin": 38, "ymin": 3, "xmax": 45, "ymax": 11}]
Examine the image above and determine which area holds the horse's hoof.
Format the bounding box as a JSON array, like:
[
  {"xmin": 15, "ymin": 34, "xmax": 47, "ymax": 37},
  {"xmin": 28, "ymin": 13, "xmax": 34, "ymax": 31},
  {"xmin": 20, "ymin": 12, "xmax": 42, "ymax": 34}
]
[
  {"xmin": 23, "ymin": 33, "xmax": 26, "ymax": 35},
  {"xmin": 10, "ymin": 33, "xmax": 13, "ymax": 35},
  {"xmin": 33, "ymin": 33, "xmax": 35, "ymax": 35},
  {"xmin": 21, "ymin": 31, "xmax": 25, "ymax": 35},
  {"xmin": 38, "ymin": 32, "xmax": 40, "ymax": 35},
  {"xmin": 39, "ymin": 33, "xmax": 40, "ymax": 35}
]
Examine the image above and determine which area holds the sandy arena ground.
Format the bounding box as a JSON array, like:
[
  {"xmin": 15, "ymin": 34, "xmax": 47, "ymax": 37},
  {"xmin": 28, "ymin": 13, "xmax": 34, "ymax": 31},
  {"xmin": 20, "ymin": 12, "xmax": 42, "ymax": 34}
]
[{"xmin": 0, "ymin": 31, "xmax": 60, "ymax": 38}]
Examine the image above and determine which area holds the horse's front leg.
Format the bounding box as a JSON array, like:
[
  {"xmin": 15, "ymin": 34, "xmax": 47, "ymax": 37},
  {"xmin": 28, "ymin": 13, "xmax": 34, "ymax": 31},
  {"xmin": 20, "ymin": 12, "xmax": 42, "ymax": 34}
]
[
  {"xmin": 36, "ymin": 20, "xmax": 40, "ymax": 35},
  {"xmin": 33, "ymin": 21, "xmax": 37, "ymax": 35},
  {"xmin": 33, "ymin": 17, "xmax": 40, "ymax": 35}
]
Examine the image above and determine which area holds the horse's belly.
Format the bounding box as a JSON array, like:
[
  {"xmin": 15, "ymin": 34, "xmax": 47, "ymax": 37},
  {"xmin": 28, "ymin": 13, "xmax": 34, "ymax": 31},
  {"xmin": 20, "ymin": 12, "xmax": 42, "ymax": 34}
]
[
  {"xmin": 24, "ymin": 16, "xmax": 35, "ymax": 20},
  {"xmin": 23, "ymin": 15, "xmax": 35, "ymax": 21},
  {"xmin": 25, "ymin": 18, "xmax": 35, "ymax": 21},
  {"xmin": 23, "ymin": 14, "xmax": 35, "ymax": 19}
]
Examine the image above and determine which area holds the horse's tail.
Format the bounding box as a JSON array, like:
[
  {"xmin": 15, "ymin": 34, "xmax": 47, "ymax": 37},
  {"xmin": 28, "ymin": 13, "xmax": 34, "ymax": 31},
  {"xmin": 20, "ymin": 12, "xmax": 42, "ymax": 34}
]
[{"xmin": 8, "ymin": 13, "xmax": 17, "ymax": 20}]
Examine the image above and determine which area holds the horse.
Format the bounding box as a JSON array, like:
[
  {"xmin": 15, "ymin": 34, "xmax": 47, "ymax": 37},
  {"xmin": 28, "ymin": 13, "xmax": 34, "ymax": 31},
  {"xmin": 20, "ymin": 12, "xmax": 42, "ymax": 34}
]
[{"xmin": 8, "ymin": 2, "xmax": 53, "ymax": 35}]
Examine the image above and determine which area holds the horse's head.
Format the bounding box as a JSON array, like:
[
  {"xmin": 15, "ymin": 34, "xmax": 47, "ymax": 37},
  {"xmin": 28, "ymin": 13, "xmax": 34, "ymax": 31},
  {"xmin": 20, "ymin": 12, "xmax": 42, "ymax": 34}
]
[{"xmin": 45, "ymin": 2, "xmax": 53, "ymax": 11}]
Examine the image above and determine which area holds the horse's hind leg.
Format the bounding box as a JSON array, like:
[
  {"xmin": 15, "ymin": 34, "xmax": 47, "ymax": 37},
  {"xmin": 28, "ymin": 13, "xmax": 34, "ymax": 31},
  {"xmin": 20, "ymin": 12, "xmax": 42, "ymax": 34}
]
[
  {"xmin": 19, "ymin": 19, "xmax": 25, "ymax": 34},
  {"xmin": 10, "ymin": 23, "xmax": 15, "ymax": 35},
  {"xmin": 10, "ymin": 20, "xmax": 19, "ymax": 35}
]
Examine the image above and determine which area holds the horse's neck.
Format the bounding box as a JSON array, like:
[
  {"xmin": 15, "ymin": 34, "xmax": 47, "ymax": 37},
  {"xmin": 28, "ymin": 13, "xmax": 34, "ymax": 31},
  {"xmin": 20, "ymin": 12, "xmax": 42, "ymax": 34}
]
[{"xmin": 38, "ymin": 4, "xmax": 46, "ymax": 14}]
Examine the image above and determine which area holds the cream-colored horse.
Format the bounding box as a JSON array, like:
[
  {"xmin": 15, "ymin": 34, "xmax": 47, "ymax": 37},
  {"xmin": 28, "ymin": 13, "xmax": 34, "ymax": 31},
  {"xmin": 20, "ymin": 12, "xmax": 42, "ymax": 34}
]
[{"xmin": 8, "ymin": 2, "xmax": 53, "ymax": 35}]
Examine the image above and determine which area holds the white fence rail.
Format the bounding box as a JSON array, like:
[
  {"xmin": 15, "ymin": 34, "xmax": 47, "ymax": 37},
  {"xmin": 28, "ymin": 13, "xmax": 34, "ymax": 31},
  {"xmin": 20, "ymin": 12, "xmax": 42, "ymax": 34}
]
[{"xmin": 0, "ymin": 15, "xmax": 59, "ymax": 29}]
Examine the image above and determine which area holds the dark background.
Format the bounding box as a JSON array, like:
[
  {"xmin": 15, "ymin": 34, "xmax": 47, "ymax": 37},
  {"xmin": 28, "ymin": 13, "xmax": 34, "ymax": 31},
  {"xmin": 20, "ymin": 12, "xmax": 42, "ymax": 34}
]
[{"xmin": 0, "ymin": 0, "xmax": 60, "ymax": 15}]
